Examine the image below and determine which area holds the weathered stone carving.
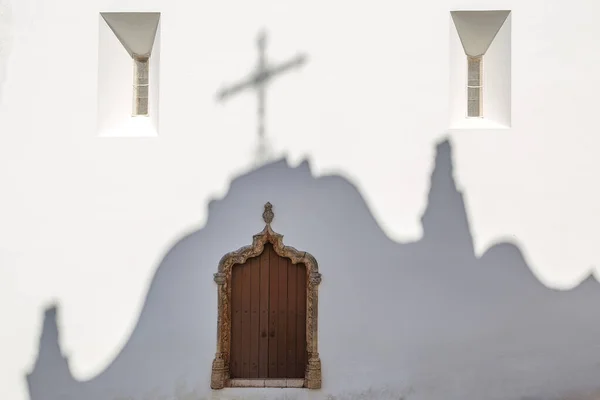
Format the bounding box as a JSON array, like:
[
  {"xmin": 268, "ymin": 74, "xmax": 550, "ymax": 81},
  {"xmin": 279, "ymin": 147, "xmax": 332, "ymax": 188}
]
[
  {"xmin": 211, "ymin": 202, "xmax": 322, "ymax": 390},
  {"xmin": 262, "ymin": 201, "xmax": 274, "ymax": 225}
]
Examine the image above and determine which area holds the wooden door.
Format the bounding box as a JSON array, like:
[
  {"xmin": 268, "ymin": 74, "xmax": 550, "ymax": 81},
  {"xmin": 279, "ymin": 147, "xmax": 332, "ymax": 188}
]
[{"xmin": 230, "ymin": 243, "xmax": 307, "ymax": 379}]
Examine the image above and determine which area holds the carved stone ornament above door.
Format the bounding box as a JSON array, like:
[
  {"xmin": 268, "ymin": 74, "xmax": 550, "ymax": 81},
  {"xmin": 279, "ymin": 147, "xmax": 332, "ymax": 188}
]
[{"xmin": 210, "ymin": 202, "xmax": 322, "ymax": 390}]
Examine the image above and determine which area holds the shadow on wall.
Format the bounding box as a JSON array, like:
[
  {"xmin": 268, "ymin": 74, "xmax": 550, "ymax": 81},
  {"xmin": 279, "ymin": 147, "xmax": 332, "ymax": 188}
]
[{"xmin": 26, "ymin": 138, "xmax": 600, "ymax": 400}]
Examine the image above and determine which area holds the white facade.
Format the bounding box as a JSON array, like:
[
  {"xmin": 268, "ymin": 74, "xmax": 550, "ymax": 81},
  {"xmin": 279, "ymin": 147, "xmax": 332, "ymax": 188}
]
[{"xmin": 2, "ymin": 1, "xmax": 600, "ymax": 399}]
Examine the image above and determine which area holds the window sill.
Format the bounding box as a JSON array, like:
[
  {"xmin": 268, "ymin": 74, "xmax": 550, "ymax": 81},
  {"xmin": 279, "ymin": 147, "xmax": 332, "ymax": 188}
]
[
  {"xmin": 97, "ymin": 115, "xmax": 158, "ymax": 138},
  {"xmin": 449, "ymin": 117, "xmax": 510, "ymax": 130},
  {"xmin": 227, "ymin": 379, "xmax": 305, "ymax": 388}
]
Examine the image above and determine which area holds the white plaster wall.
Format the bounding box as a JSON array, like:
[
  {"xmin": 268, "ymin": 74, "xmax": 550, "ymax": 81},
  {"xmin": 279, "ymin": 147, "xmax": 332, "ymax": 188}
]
[
  {"xmin": 1, "ymin": 0, "xmax": 600, "ymax": 399},
  {"xmin": 0, "ymin": 0, "xmax": 12, "ymax": 106}
]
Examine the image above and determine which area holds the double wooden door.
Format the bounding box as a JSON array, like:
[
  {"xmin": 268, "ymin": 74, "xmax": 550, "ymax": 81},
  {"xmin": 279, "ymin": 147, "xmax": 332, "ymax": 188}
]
[{"xmin": 230, "ymin": 243, "xmax": 307, "ymax": 379}]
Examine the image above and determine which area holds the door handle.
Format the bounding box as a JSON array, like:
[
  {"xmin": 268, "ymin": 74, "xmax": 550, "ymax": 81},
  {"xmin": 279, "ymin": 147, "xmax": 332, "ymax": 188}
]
[
  {"xmin": 261, "ymin": 331, "xmax": 267, "ymax": 338},
  {"xmin": 269, "ymin": 331, "xmax": 275, "ymax": 338}
]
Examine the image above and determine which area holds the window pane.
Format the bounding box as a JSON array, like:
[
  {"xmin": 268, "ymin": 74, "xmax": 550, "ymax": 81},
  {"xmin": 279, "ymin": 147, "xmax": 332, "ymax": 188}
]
[
  {"xmin": 133, "ymin": 98, "xmax": 149, "ymax": 116},
  {"xmin": 468, "ymin": 57, "xmax": 481, "ymax": 87},
  {"xmin": 467, "ymin": 87, "xmax": 481, "ymax": 117},
  {"xmin": 467, "ymin": 100, "xmax": 480, "ymax": 117},
  {"xmin": 132, "ymin": 85, "xmax": 149, "ymax": 116},
  {"xmin": 133, "ymin": 85, "xmax": 149, "ymax": 99},
  {"xmin": 467, "ymin": 87, "xmax": 480, "ymax": 101},
  {"xmin": 134, "ymin": 59, "xmax": 149, "ymax": 85}
]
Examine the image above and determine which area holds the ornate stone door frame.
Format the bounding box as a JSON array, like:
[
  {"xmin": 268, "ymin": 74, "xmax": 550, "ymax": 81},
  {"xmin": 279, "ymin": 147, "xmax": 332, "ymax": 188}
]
[{"xmin": 211, "ymin": 203, "xmax": 322, "ymax": 390}]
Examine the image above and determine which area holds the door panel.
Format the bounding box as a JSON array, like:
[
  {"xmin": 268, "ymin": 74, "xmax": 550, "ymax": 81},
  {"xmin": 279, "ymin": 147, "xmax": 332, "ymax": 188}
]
[
  {"xmin": 286, "ymin": 260, "xmax": 298, "ymax": 377},
  {"xmin": 268, "ymin": 245, "xmax": 279, "ymax": 377},
  {"xmin": 258, "ymin": 248, "xmax": 270, "ymax": 378},
  {"xmin": 249, "ymin": 256, "xmax": 260, "ymax": 377},
  {"xmin": 230, "ymin": 260, "xmax": 244, "ymax": 378},
  {"xmin": 295, "ymin": 262, "xmax": 307, "ymax": 378},
  {"xmin": 230, "ymin": 243, "xmax": 307, "ymax": 379},
  {"xmin": 275, "ymin": 250, "xmax": 288, "ymax": 378},
  {"xmin": 241, "ymin": 261, "xmax": 251, "ymax": 377}
]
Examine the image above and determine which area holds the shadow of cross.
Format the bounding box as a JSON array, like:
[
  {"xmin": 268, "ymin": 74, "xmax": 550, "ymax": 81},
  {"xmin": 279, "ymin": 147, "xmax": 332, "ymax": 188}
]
[{"xmin": 216, "ymin": 30, "xmax": 308, "ymax": 165}]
